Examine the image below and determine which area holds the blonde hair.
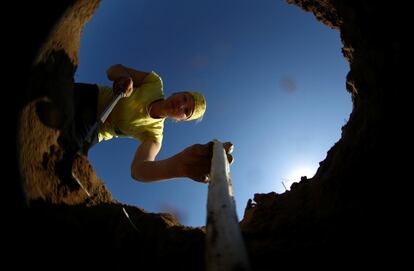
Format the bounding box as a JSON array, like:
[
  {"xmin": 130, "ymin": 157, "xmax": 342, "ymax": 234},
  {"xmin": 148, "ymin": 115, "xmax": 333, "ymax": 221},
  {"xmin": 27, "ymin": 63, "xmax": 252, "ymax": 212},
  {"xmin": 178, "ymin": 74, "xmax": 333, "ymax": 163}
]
[{"xmin": 186, "ymin": 91, "xmax": 206, "ymax": 122}]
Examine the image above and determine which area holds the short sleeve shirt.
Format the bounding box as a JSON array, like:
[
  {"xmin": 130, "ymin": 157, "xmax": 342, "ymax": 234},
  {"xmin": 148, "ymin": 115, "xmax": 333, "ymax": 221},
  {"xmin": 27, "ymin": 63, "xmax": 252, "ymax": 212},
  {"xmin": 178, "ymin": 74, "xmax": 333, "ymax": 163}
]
[{"xmin": 96, "ymin": 71, "xmax": 165, "ymax": 144}]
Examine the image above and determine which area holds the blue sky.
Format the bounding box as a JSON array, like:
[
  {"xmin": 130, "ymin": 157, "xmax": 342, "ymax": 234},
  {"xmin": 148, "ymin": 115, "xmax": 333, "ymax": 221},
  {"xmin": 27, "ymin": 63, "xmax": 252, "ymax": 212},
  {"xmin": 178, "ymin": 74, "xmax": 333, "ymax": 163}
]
[{"xmin": 75, "ymin": 0, "xmax": 351, "ymax": 227}]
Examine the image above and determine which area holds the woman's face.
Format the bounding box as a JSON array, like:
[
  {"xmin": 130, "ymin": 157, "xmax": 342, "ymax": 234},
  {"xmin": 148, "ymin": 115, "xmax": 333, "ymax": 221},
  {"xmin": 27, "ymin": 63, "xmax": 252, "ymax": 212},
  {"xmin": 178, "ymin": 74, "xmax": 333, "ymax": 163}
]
[{"xmin": 165, "ymin": 92, "xmax": 195, "ymax": 121}]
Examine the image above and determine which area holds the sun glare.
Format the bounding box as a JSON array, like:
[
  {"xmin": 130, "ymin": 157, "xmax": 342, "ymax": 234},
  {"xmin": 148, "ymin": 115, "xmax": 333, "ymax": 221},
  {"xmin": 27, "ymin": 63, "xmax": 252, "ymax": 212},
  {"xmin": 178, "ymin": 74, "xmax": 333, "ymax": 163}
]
[{"xmin": 282, "ymin": 165, "xmax": 316, "ymax": 189}]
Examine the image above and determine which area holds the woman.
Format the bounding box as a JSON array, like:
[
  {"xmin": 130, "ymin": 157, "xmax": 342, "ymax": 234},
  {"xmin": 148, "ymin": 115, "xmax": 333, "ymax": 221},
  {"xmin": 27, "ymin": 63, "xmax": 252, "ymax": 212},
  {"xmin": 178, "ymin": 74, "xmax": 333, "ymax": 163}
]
[{"xmin": 72, "ymin": 64, "xmax": 232, "ymax": 183}]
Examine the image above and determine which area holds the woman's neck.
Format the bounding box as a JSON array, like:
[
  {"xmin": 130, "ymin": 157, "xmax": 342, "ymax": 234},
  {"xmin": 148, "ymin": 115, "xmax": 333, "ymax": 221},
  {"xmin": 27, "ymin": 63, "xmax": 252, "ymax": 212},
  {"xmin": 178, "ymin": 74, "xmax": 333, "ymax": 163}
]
[{"xmin": 149, "ymin": 100, "xmax": 167, "ymax": 119}]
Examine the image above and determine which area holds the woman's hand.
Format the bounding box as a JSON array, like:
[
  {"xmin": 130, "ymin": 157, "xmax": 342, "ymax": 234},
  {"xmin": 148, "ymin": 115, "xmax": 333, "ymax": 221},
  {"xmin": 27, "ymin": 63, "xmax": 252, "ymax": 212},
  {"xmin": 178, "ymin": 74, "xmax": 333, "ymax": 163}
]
[
  {"xmin": 178, "ymin": 141, "xmax": 234, "ymax": 183},
  {"xmin": 223, "ymin": 141, "xmax": 234, "ymax": 165},
  {"xmin": 113, "ymin": 76, "xmax": 134, "ymax": 97}
]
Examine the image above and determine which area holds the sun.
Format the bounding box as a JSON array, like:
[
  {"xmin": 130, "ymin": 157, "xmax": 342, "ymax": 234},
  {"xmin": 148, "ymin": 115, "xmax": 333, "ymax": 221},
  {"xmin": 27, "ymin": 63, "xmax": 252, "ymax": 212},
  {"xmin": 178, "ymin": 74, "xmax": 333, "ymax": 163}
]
[{"xmin": 282, "ymin": 165, "xmax": 316, "ymax": 189}]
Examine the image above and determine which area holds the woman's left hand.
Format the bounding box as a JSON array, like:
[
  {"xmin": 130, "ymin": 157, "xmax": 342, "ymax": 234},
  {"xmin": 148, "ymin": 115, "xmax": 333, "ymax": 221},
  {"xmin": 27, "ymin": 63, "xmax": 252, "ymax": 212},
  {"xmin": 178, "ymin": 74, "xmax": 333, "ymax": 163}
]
[{"xmin": 178, "ymin": 141, "xmax": 234, "ymax": 183}]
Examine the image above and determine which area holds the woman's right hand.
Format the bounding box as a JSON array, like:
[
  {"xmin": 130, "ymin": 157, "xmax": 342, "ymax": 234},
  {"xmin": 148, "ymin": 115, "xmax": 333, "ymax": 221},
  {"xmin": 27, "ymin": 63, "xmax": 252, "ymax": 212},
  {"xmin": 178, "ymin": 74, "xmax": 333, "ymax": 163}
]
[{"xmin": 113, "ymin": 76, "xmax": 134, "ymax": 97}]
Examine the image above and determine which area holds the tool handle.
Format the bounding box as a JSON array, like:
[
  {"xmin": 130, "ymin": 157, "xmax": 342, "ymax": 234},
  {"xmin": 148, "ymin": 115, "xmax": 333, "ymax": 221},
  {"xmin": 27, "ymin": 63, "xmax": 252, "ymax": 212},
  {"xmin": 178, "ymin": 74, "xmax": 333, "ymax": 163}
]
[
  {"xmin": 85, "ymin": 92, "xmax": 124, "ymax": 145},
  {"xmin": 99, "ymin": 93, "xmax": 124, "ymax": 123}
]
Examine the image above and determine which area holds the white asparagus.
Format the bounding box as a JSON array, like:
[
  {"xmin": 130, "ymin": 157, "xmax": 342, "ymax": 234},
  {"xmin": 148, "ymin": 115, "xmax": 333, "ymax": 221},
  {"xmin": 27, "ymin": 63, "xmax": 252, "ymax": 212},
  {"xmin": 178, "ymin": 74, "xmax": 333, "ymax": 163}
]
[{"xmin": 206, "ymin": 140, "xmax": 250, "ymax": 271}]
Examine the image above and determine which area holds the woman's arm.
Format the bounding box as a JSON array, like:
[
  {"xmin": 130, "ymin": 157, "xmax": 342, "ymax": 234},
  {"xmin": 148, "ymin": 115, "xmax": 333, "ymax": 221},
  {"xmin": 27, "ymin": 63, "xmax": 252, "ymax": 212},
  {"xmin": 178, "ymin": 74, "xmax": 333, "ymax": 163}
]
[
  {"xmin": 131, "ymin": 140, "xmax": 214, "ymax": 183},
  {"xmin": 106, "ymin": 64, "xmax": 149, "ymax": 87}
]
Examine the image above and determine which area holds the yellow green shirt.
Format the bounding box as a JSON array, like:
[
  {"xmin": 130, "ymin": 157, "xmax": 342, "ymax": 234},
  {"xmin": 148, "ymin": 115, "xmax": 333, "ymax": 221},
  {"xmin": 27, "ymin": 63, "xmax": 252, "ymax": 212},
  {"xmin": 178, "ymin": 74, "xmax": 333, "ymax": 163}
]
[{"xmin": 97, "ymin": 71, "xmax": 165, "ymax": 144}]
